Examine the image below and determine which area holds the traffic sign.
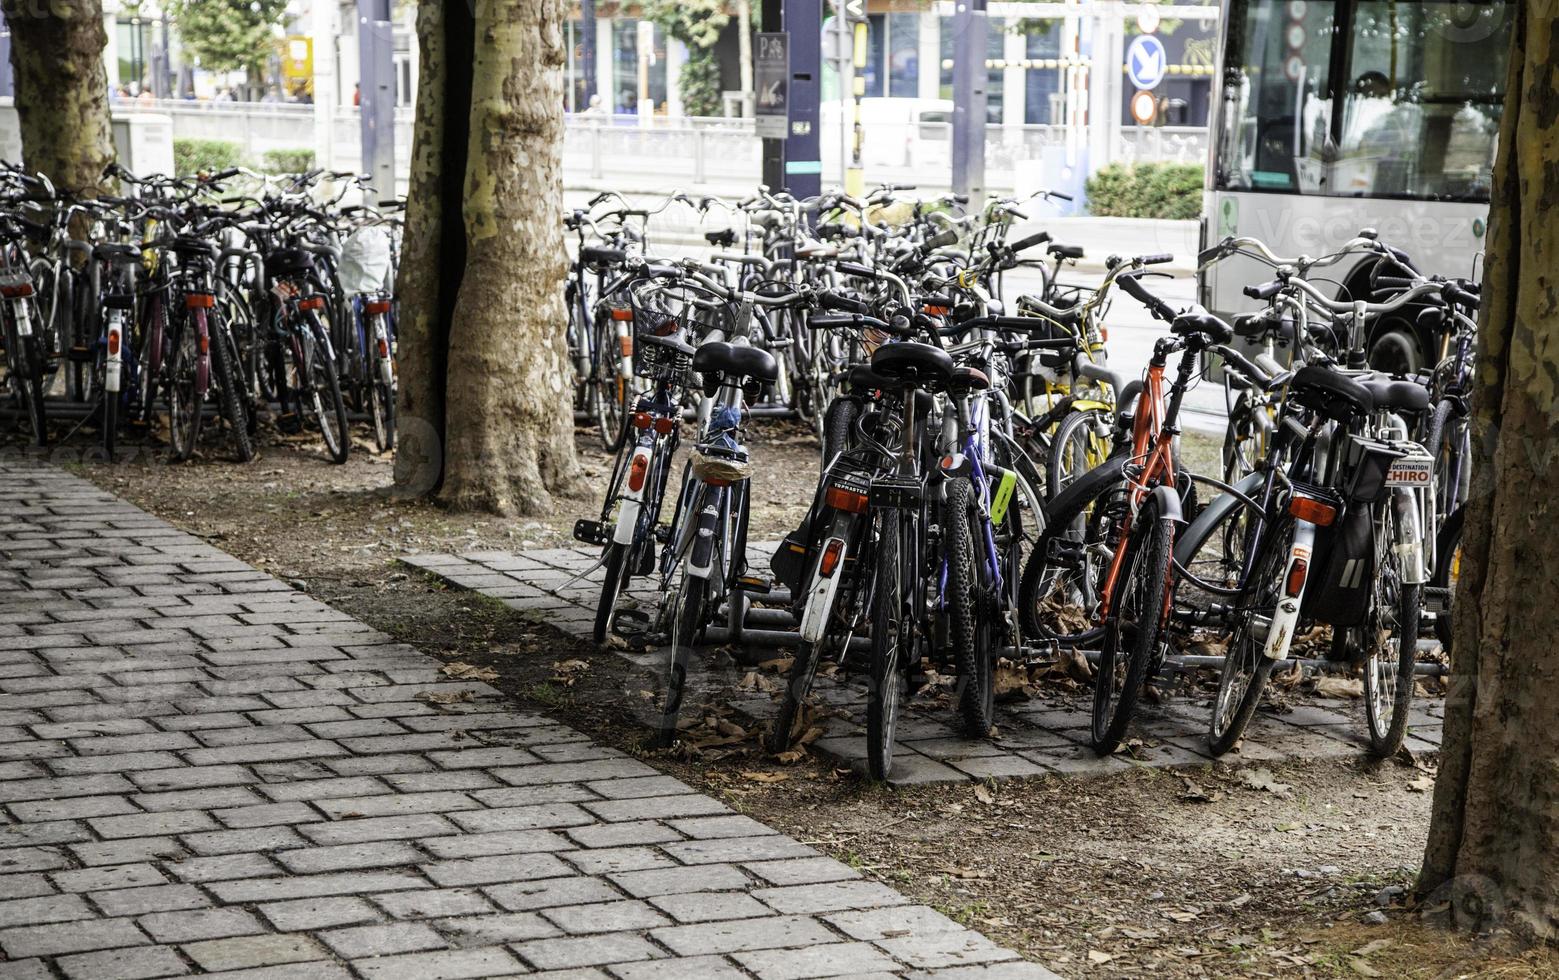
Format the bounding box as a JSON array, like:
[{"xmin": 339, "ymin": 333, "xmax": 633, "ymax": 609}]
[
  {"xmin": 755, "ymin": 33, "xmax": 790, "ymax": 140},
  {"xmin": 1130, "ymin": 90, "xmax": 1157, "ymax": 125},
  {"xmin": 1136, "ymin": 4, "xmax": 1161, "ymax": 35},
  {"xmin": 1126, "ymin": 35, "xmax": 1168, "ymax": 91}
]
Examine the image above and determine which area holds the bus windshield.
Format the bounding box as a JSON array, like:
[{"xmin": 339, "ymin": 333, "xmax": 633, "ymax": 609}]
[{"xmin": 1216, "ymin": 0, "xmax": 1512, "ymax": 202}]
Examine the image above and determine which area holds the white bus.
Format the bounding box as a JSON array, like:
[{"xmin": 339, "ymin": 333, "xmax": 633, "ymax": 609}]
[{"xmin": 1199, "ymin": 0, "xmax": 1511, "ymax": 373}]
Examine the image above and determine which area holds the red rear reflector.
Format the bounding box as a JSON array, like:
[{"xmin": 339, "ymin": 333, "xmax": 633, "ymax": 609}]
[
  {"xmin": 922, "ymin": 304, "xmax": 950, "ymax": 316},
  {"xmin": 619, "ymin": 335, "xmax": 633, "ymax": 357},
  {"xmin": 299, "ymin": 296, "xmax": 326, "ymax": 311},
  {"xmin": 364, "ymin": 300, "xmax": 392, "ymax": 315},
  {"xmin": 632, "ymin": 412, "xmax": 653, "ymax": 430},
  {"xmin": 377, "ymin": 339, "xmax": 389, "ymax": 358},
  {"xmin": 653, "ymin": 416, "xmax": 675, "ymax": 434},
  {"xmin": 627, "ymin": 453, "xmax": 649, "ymax": 492},
  {"xmin": 824, "ymin": 486, "xmax": 869, "ymax": 514},
  {"xmin": 185, "ymin": 293, "xmax": 215, "ymax": 309},
  {"xmin": 819, "ymin": 538, "xmax": 845, "ymax": 577},
  {"xmin": 197, "ymin": 334, "xmax": 209, "ymax": 355},
  {"xmin": 610, "ymin": 308, "xmax": 633, "ymax": 321},
  {"xmin": 0, "ymin": 283, "xmax": 33, "ymax": 299},
  {"xmin": 1289, "ymin": 496, "xmax": 1337, "ymax": 527},
  {"xmin": 1284, "ymin": 557, "xmax": 1309, "ymax": 598},
  {"xmin": 106, "ymin": 332, "xmax": 121, "ymax": 355}
]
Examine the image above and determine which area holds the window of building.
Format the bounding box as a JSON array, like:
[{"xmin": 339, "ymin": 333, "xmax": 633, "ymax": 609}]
[{"xmin": 1023, "ymin": 23, "xmax": 1062, "ymax": 125}]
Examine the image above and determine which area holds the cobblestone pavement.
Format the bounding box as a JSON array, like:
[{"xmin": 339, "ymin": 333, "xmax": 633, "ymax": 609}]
[
  {"xmin": 401, "ymin": 548, "xmax": 1445, "ymax": 786},
  {"xmin": 0, "ymin": 458, "xmax": 1060, "ymax": 979}
]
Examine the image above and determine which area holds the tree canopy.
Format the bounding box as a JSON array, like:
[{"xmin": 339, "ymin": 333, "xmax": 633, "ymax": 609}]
[{"xmin": 166, "ymin": 0, "xmax": 290, "ymax": 78}]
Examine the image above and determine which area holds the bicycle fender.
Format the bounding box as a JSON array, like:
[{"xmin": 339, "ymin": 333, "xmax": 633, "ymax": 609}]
[
  {"xmin": 1264, "ymin": 520, "xmax": 1317, "ymax": 661},
  {"xmin": 1069, "ymin": 399, "xmax": 1113, "ymax": 414},
  {"xmin": 1173, "ymin": 472, "xmax": 1264, "ymax": 567},
  {"xmin": 1042, "ymin": 453, "xmax": 1128, "ymax": 527},
  {"xmin": 1149, "ymin": 484, "xmax": 1186, "ymax": 524}
]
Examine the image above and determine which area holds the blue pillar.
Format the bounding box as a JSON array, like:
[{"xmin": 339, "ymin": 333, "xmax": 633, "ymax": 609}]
[
  {"xmin": 782, "ymin": 0, "xmax": 821, "ymax": 198},
  {"xmin": 357, "ymin": 0, "xmax": 396, "ymax": 193},
  {"xmin": 0, "ymin": 17, "xmax": 13, "ymax": 100}
]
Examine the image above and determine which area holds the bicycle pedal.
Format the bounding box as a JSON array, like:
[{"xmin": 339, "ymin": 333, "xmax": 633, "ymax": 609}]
[
  {"xmin": 572, "ymin": 519, "xmax": 610, "ymax": 547},
  {"xmin": 735, "ymin": 574, "xmax": 771, "ymax": 594}
]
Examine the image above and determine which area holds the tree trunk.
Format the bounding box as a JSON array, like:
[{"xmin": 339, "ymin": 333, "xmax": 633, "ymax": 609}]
[
  {"xmin": 438, "ymin": 0, "xmax": 580, "ymax": 514},
  {"xmin": 392, "ymin": 0, "xmax": 458, "ymax": 498},
  {"xmin": 1418, "ymin": 6, "xmax": 1559, "ymax": 942},
  {"xmin": 4, "ymin": 0, "xmax": 114, "ymax": 196}
]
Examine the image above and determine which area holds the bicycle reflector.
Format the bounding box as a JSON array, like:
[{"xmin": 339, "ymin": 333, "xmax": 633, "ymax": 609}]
[
  {"xmin": 922, "ymin": 303, "xmax": 950, "ymax": 316},
  {"xmin": 0, "ymin": 280, "xmax": 34, "ymax": 299},
  {"xmin": 1284, "ymin": 554, "xmax": 1310, "ymax": 598},
  {"xmin": 298, "ymin": 296, "xmax": 326, "ymax": 311},
  {"xmin": 609, "ymin": 308, "xmax": 633, "ymax": 321},
  {"xmin": 627, "ymin": 452, "xmax": 649, "ymax": 492},
  {"xmin": 824, "ymin": 485, "xmax": 869, "ymax": 513},
  {"xmin": 184, "ymin": 293, "xmax": 215, "ymax": 309},
  {"xmin": 364, "ymin": 300, "xmax": 392, "ymax": 315},
  {"xmin": 1289, "ymin": 495, "xmax": 1338, "ymax": 527},
  {"xmin": 818, "ymin": 538, "xmax": 845, "ymax": 577},
  {"xmin": 106, "ymin": 331, "xmax": 121, "ymax": 356},
  {"xmin": 619, "ymin": 335, "xmax": 634, "ymax": 357}
]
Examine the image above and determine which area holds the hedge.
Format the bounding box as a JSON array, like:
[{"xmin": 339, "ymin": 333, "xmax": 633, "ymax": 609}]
[
  {"xmin": 172, "ymin": 138, "xmax": 243, "ymax": 177},
  {"xmin": 262, "ymin": 148, "xmax": 317, "ymax": 174},
  {"xmin": 1085, "ymin": 162, "xmax": 1204, "ymax": 220}
]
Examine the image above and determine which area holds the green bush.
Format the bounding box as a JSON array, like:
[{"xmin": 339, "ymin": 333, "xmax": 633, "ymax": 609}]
[
  {"xmin": 261, "ymin": 148, "xmax": 317, "ymax": 174},
  {"xmin": 1086, "ymin": 162, "xmax": 1204, "ymax": 220},
  {"xmin": 679, "ymin": 51, "xmax": 723, "ymax": 117},
  {"xmin": 173, "ymin": 138, "xmax": 243, "ymax": 176}
]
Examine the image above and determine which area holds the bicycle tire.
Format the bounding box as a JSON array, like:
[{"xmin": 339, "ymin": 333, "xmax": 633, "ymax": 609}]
[
  {"xmin": 211, "ymin": 326, "xmax": 255, "ymax": 463},
  {"xmin": 821, "ymin": 396, "xmax": 858, "ymax": 464},
  {"xmin": 769, "ymin": 509, "xmax": 856, "ymax": 753},
  {"xmin": 305, "ymin": 326, "xmax": 351, "ymax": 464},
  {"xmin": 867, "ymin": 512, "xmax": 907, "ymax": 781},
  {"xmin": 6, "ymin": 321, "xmax": 47, "ymax": 448},
  {"xmin": 655, "ymin": 572, "xmax": 706, "ymax": 747},
  {"xmin": 166, "ymin": 320, "xmax": 204, "ymax": 462},
  {"xmin": 593, "ymin": 542, "xmax": 630, "ymax": 646},
  {"xmin": 370, "ymin": 379, "xmax": 396, "ymax": 452},
  {"xmin": 1093, "ymin": 500, "xmax": 1173, "ymax": 754},
  {"xmin": 1017, "ymin": 455, "xmax": 1128, "ymax": 646},
  {"xmin": 1208, "ymin": 516, "xmax": 1294, "ymax": 756},
  {"xmin": 1047, "ymin": 408, "xmax": 1110, "ymax": 500},
  {"xmin": 945, "ymin": 477, "xmax": 995, "ymax": 738},
  {"xmin": 1431, "ymin": 506, "xmax": 1463, "ymax": 651},
  {"xmin": 1363, "ymin": 503, "xmax": 1421, "ymax": 757}
]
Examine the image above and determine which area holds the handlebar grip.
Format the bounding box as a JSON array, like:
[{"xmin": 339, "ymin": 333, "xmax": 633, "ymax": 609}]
[
  {"xmin": 209, "ymin": 168, "xmax": 241, "ymax": 181},
  {"xmin": 1445, "ymin": 282, "xmax": 1480, "ymax": 308},
  {"xmin": 837, "ymin": 262, "xmax": 876, "ymax": 278},
  {"xmin": 1008, "ymin": 231, "xmax": 1052, "ymax": 254},
  {"xmin": 951, "ymin": 193, "xmax": 970, "ymax": 205},
  {"xmin": 1197, "ymin": 245, "xmax": 1226, "ymax": 266},
  {"xmin": 1244, "ymin": 280, "xmax": 1283, "ymax": 301},
  {"xmin": 819, "ymin": 292, "xmax": 870, "ymax": 315},
  {"xmin": 1117, "ymin": 273, "xmax": 1175, "ymax": 321},
  {"xmin": 1049, "ymin": 243, "xmax": 1084, "ymax": 260},
  {"xmin": 920, "ymin": 229, "xmax": 958, "ymax": 252},
  {"xmin": 1216, "ymin": 346, "xmax": 1269, "ymax": 386},
  {"xmin": 1048, "ymin": 191, "xmax": 1074, "ymax": 202},
  {"xmin": 1373, "ymin": 276, "xmax": 1417, "ymax": 291},
  {"xmin": 807, "ymin": 313, "xmax": 889, "ymax": 332},
  {"xmin": 1140, "ymin": 253, "xmax": 1174, "ymax": 266}
]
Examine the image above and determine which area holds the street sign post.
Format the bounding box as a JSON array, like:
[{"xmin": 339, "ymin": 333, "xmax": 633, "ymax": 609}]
[
  {"xmin": 755, "ymin": 33, "xmax": 790, "ymax": 140},
  {"xmin": 1126, "ymin": 34, "xmax": 1168, "ymax": 91},
  {"xmin": 782, "ymin": 0, "xmax": 822, "ymax": 199}
]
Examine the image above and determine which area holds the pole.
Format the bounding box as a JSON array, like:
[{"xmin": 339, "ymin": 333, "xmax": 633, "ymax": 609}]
[
  {"xmin": 737, "ymin": 0, "xmax": 753, "ymax": 116},
  {"xmin": 579, "ymin": 0, "xmax": 598, "ymax": 108},
  {"xmin": 761, "ymin": 0, "xmax": 784, "ymax": 189},
  {"xmin": 356, "ymin": 0, "xmax": 396, "ymax": 195},
  {"xmin": 0, "ymin": 19, "xmax": 10, "ymax": 100},
  {"xmin": 783, "ymin": 0, "xmax": 822, "ymax": 199},
  {"xmin": 313, "ymin": 0, "xmax": 336, "ymax": 172},
  {"xmin": 154, "ymin": 10, "xmax": 171, "ymax": 99},
  {"xmin": 951, "ymin": 0, "xmax": 988, "ymax": 206}
]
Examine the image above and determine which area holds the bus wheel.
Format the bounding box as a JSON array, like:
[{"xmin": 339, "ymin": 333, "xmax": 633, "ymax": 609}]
[{"xmin": 1370, "ymin": 328, "xmax": 1422, "ymax": 377}]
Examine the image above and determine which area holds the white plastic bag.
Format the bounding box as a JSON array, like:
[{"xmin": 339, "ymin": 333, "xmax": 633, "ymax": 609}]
[{"xmin": 339, "ymin": 226, "xmax": 393, "ymax": 296}]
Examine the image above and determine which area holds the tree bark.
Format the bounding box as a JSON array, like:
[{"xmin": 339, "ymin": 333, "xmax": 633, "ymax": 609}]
[
  {"xmin": 1418, "ymin": 6, "xmax": 1559, "ymax": 942},
  {"xmin": 392, "ymin": 0, "xmax": 456, "ymax": 498},
  {"xmin": 4, "ymin": 0, "xmax": 114, "ymax": 197},
  {"xmin": 435, "ymin": 0, "xmax": 580, "ymax": 514}
]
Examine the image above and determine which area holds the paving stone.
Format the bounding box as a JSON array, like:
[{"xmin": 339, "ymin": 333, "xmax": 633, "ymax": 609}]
[
  {"xmin": 874, "ymin": 930, "xmax": 1018, "ymax": 970},
  {"xmin": 0, "ymin": 916, "xmax": 150, "ymax": 958},
  {"xmin": 484, "ymin": 877, "xmax": 624, "ymax": 913},
  {"xmin": 138, "ymin": 907, "xmax": 266, "ymax": 943},
  {"xmin": 663, "ymin": 836, "xmax": 818, "ymax": 866},
  {"xmin": 274, "ymin": 841, "xmax": 425, "ymax": 875},
  {"xmin": 208, "ymin": 870, "xmax": 430, "ymax": 903},
  {"xmin": 418, "ymin": 829, "xmax": 573, "ymax": 860},
  {"xmin": 299, "ymin": 813, "xmax": 459, "ymax": 845},
  {"xmin": 320, "ymin": 921, "xmax": 446, "ymax": 958},
  {"xmin": 565, "ymin": 821, "xmax": 683, "ymax": 850},
  {"xmin": 0, "ymin": 893, "xmax": 93, "ymax": 929},
  {"xmin": 734, "ymin": 941, "xmax": 903, "ymax": 978},
  {"xmin": 607, "ymin": 957, "xmax": 749, "ymax": 980},
  {"xmin": 823, "ymin": 905, "xmax": 964, "ymax": 941},
  {"xmin": 352, "ymin": 946, "xmax": 526, "ymax": 980},
  {"xmin": 647, "ymin": 891, "xmax": 774, "ymax": 924},
  {"xmin": 514, "ymin": 932, "xmax": 667, "ymax": 971},
  {"xmin": 562, "ymin": 846, "xmax": 676, "ymax": 876},
  {"xmin": 742, "ymin": 857, "xmax": 860, "ymax": 887},
  {"xmin": 431, "ymin": 911, "xmax": 559, "ymax": 946},
  {"xmin": 755, "ymin": 880, "xmax": 909, "ymax": 915},
  {"xmin": 372, "ymin": 888, "xmax": 495, "ymax": 919},
  {"xmin": 164, "ymin": 853, "xmax": 280, "ymax": 884},
  {"xmin": 905, "ymin": 963, "xmax": 1064, "ymax": 979},
  {"xmin": 609, "ymin": 863, "xmax": 751, "ymax": 898},
  {"xmin": 540, "ymin": 899, "xmax": 671, "ymax": 935},
  {"xmin": 92, "ymin": 883, "xmax": 211, "ymax": 916},
  {"xmin": 258, "ymin": 896, "xmax": 384, "ymax": 932},
  {"xmin": 55, "ymin": 945, "xmax": 191, "ymax": 980},
  {"xmin": 182, "ymin": 933, "xmax": 329, "ymax": 972},
  {"xmin": 650, "ymin": 915, "xmax": 838, "ymax": 956},
  {"xmin": 51, "ymin": 863, "xmax": 168, "ymax": 893}
]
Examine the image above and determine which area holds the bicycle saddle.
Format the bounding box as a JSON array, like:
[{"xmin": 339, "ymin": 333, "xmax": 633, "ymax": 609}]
[
  {"xmin": 92, "ymin": 243, "xmax": 141, "ymax": 263},
  {"xmin": 950, "ymin": 365, "xmax": 990, "ymax": 393},
  {"xmin": 692, "ymin": 341, "xmax": 778, "ymax": 384},
  {"xmin": 845, "ymin": 363, "xmax": 894, "ymax": 393},
  {"xmin": 869, "ymin": 341, "xmax": 955, "ymax": 389},
  {"xmin": 1171, "ymin": 310, "xmax": 1234, "ymax": 345},
  {"xmin": 264, "ymin": 247, "xmax": 313, "ymax": 277},
  {"xmin": 1359, "ymin": 377, "xmax": 1430, "ymax": 413},
  {"xmin": 1290, "ymin": 365, "xmax": 1373, "ymax": 423}
]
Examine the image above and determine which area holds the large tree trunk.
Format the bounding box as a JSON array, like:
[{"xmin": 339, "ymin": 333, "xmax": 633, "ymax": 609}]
[
  {"xmin": 4, "ymin": 0, "xmax": 114, "ymax": 196},
  {"xmin": 395, "ymin": 0, "xmax": 579, "ymax": 513},
  {"xmin": 1418, "ymin": 7, "xmax": 1559, "ymax": 942}
]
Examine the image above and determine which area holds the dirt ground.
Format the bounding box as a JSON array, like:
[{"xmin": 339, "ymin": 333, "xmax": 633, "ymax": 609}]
[{"xmin": 36, "ymin": 422, "xmax": 1551, "ymax": 979}]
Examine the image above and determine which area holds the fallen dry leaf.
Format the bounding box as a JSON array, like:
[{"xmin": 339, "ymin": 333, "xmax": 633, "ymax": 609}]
[{"xmin": 441, "ymin": 662, "xmax": 498, "ymax": 683}]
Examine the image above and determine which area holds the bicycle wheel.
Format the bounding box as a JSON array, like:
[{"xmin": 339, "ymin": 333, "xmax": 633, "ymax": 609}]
[
  {"xmin": 3, "ymin": 315, "xmax": 47, "ymax": 448},
  {"xmin": 590, "ymin": 314, "xmax": 629, "ymax": 452},
  {"xmin": 303, "ymin": 325, "xmax": 350, "ymax": 464},
  {"xmin": 770, "ymin": 509, "xmax": 857, "ymax": 753},
  {"xmin": 867, "ymin": 511, "xmax": 909, "ymax": 781},
  {"xmin": 1093, "ymin": 499, "xmax": 1173, "ymax": 754},
  {"xmin": 1362, "ymin": 504, "xmax": 1421, "ymax": 757},
  {"xmin": 593, "ymin": 542, "xmax": 631, "ymax": 646},
  {"xmin": 1018, "ymin": 463, "xmax": 1124, "ymax": 646},
  {"xmin": 942, "ymin": 478, "xmax": 994, "ymax": 737},
  {"xmin": 98, "ymin": 344, "xmax": 118, "ymax": 460},
  {"xmin": 655, "ymin": 570, "xmax": 707, "ymax": 747},
  {"xmin": 165, "ymin": 319, "xmax": 204, "ymax": 461},
  {"xmin": 1047, "ymin": 408, "xmax": 1110, "ymax": 499},
  {"xmin": 1221, "ymin": 394, "xmax": 1267, "ymax": 486},
  {"xmin": 1431, "ymin": 506, "xmax": 1463, "ymax": 651},
  {"xmin": 821, "ymin": 396, "xmax": 858, "ymax": 464},
  {"xmin": 210, "ymin": 326, "xmax": 255, "ymax": 462},
  {"xmin": 1208, "ymin": 516, "xmax": 1294, "ymax": 756}
]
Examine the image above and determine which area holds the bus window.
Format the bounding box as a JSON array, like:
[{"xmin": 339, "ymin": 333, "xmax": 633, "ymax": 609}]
[
  {"xmin": 1219, "ymin": 1, "xmax": 1338, "ymax": 194},
  {"xmin": 1334, "ymin": 3, "xmax": 1510, "ymax": 201}
]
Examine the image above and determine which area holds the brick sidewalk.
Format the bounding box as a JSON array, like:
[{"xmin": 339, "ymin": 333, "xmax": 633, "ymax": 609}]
[{"xmin": 0, "ymin": 459, "xmax": 1058, "ymax": 979}]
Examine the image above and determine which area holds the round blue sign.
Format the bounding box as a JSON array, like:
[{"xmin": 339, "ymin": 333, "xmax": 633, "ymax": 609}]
[{"xmin": 1126, "ymin": 35, "xmax": 1168, "ymax": 91}]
